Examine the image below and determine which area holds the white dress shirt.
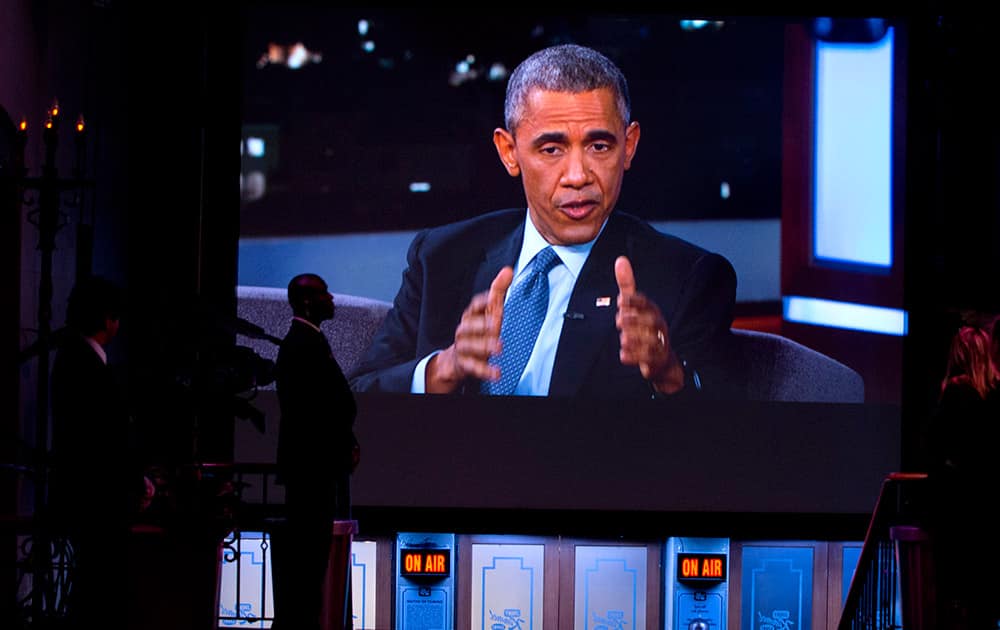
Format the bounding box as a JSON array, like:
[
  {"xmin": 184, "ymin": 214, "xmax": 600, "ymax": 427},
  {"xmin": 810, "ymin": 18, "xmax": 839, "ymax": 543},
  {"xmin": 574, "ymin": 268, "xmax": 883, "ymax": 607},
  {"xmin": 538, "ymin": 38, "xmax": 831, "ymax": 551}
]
[{"xmin": 84, "ymin": 335, "xmax": 107, "ymax": 365}]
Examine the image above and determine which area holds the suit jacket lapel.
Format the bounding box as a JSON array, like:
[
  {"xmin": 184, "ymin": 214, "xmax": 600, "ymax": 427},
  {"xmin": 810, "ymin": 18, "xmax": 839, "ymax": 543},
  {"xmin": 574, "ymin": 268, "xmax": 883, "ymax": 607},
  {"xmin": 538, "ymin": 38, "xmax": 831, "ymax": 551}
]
[
  {"xmin": 472, "ymin": 221, "xmax": 524, "ymax": 294},
  {"xmin": 549, "ymin": 216, "xmax": 627, "ymax": 397}
]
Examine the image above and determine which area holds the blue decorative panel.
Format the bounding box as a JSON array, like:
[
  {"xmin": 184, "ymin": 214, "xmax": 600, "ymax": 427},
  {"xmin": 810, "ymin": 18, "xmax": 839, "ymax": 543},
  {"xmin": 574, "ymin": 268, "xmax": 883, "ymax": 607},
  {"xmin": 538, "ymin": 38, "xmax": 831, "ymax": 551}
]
[
  {"xmin": 218, "ymin": 530, "xmax": 273, "ymax": 628},
  {"xmin": 471, "ymin": 544, "xmax": 545, "ymax": 630},
  {"xmin": 352, "ymin": 540, "xmax": 378, "ymax": 630},
  {"xmin": 740, "ymin": 546, "xmax": 814, "ymax": 630},
  {"xmin": 396, "ymin": 532, "xmax": 455, "ymax": 630},
  {"xmin": 664, "ymin": 537, "xmax": 729, "ymax": 630},
  {"xmin": 217, "ymin": 532, "xmax": 377, "ymax": 629},
  {"xmin": 399, "ymin": 585, "xmax": 449, "ymax": 630},
  {"xmin": 574, "ymin": 546, "xmax": 647, "ymax": 630},
  {"xmin": 841, "ymin": 546, "xmax": 862, "ymax": 605}
]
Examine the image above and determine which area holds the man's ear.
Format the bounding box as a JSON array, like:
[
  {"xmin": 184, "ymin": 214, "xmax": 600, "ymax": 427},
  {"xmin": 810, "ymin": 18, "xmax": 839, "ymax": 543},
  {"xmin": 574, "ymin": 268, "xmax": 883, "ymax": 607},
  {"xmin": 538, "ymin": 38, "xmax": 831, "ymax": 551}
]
[
  {"xmin": 623, "ymin": 121, "xmax": 640, "ymax": 171},
  {"xmin": 493, "ymin": 128, "xmax": 520, "ymax": 177}
]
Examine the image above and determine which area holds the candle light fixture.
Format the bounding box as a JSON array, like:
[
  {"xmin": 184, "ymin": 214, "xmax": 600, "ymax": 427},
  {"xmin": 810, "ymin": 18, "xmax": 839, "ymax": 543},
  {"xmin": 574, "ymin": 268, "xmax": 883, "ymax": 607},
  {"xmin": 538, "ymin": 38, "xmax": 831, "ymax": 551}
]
[
  {"xmin": 6, "ymin": 96, "xmax": 100, "ymax": 627},
  {"xmin": 15, "ymin": 117, "xmax": 28, "ymax": 172},
  {"xmin": 74, "ymin": 113, "xmax": 86, "ymax": 179},
  {"xmin": 42, "ymin": 105, "xmax": 58, "ymax": 171}
]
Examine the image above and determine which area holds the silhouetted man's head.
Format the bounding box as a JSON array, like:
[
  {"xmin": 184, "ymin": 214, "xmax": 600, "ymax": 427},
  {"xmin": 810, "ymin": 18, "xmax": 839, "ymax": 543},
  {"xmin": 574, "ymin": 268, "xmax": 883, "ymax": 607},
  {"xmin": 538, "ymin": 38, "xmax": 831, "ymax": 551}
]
[
  {"xmin": 66, "ymin": 275, "xmax": 123, "ymax": 343},
  {"xmin": 287, "ymin": 273, "xmax": 335, "ymax": 325}
]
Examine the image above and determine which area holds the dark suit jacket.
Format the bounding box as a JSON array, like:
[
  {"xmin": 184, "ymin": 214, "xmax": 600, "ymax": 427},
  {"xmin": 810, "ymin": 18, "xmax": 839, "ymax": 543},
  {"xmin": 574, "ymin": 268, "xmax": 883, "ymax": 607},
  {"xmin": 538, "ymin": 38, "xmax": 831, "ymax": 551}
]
[
  {"xmin": 349, "ymin": 208, "xmax": 738, "ymax": 398},
  {"xmin": 920, "ymin": 383, "xmax": 1000, "ymax": 625},
  {"xmin": 49, "ymin": 333, "xmax": 134, "ymax": 524},
  {"xmin": 275, "ymin": 319, "xmax": 358, "ymax": 484}
]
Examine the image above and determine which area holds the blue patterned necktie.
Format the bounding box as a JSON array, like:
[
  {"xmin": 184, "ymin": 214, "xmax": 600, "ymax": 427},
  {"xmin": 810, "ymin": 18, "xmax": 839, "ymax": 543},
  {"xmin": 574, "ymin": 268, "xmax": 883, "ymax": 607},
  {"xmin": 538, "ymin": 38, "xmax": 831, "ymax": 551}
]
[{"xmin": 484, "ymin": 246, "xmax": 561, "ymax": 395}]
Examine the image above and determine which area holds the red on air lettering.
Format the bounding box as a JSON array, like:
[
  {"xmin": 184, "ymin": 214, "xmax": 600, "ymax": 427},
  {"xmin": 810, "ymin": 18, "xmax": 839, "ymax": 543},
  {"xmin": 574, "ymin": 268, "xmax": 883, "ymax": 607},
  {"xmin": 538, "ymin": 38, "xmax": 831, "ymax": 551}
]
[
  {"xmin": 405, "ymin": 553, "xmax": 422, "ymax": 572},
  {"xmin": 431, "ymin": 554, "xmax": 445, "ymax": 572},
  {"xmin": 682, "ymin": 557, "xmax": 698, "ymax": 577},
  {"xmin": 702, "ymin": 558, "xmax": 722, "ymax": 577}
]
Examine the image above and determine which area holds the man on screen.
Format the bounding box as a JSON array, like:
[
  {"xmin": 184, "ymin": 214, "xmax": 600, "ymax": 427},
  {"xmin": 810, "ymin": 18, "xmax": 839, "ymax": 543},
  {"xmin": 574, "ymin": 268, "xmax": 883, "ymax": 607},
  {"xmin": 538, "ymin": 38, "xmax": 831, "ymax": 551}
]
[{"xmin": 349, "ymin": 43, "xmax": 737, "ymax": 399}]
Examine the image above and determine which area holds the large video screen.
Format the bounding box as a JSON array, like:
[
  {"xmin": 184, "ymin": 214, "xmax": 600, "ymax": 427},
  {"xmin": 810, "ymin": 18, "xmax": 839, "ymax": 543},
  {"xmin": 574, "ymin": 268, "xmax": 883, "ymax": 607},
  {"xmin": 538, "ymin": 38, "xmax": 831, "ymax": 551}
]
[{"xmin": 235, "ymin": 9, "xmax": 906, "ymax": 516}]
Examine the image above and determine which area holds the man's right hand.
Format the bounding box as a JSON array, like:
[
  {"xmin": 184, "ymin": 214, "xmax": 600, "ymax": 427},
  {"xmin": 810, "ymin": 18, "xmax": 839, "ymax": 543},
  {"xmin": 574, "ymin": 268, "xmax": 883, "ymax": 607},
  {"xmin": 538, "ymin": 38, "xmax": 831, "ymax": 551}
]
[{"xmin": 426, "ymin": 267, "xmax": 513, "ymax": 393}]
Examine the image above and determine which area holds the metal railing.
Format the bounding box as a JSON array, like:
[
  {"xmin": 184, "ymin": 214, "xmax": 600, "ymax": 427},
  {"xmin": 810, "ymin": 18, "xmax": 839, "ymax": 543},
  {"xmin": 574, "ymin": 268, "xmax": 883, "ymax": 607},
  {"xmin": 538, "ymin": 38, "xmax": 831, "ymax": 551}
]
[
  {"xmin": 4, "ymin": 460, "xmax": 283, "ymax": 629},
  {"xmin": 838, "ymin": 472, "xmax": 933, "ymax": 630},
  {"xmin": 3, "ymin": 461, "xmax": 75, "ymax": 630},
  {"xmin": 204, "ymin": 463, "xmax": 282, "ymax": 628}
]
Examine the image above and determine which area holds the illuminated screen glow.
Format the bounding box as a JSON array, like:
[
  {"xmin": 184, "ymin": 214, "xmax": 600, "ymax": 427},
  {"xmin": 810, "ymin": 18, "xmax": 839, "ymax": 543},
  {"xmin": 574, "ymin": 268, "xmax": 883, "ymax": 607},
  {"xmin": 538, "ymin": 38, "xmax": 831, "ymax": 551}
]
[
  {"xmin": 233, "ymin": 11, "xmax": 907, "ymax": 516},
  {"xmin": 813, "ymin": 28, "xmax": 894, "ymax": 268},
  {"xmin": 237, "ymin": 12, "xmax": 906, "ymax": 400},
  {"xmin": 783, "ymin": 296, "xmax": 908, "ymax": 336}
]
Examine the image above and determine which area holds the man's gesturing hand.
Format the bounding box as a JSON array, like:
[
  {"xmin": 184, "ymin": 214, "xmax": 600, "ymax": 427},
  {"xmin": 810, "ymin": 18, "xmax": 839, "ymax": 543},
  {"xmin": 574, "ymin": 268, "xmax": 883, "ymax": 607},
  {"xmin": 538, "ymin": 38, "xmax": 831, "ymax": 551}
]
[
  {"xmin": 614, "ymin": 256, "xmax": 685, "ymax": 394},
  {"xmin": 426, "ymin": 267, "xmax": 513, "ymax": 393}
]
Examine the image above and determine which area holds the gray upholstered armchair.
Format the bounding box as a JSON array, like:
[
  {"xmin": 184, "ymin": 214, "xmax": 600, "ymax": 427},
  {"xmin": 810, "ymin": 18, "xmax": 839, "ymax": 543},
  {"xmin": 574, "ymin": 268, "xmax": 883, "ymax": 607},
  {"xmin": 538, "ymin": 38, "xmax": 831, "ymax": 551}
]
[
  {"xmin": 729, "ymin": 328, "xmax": 865, "ymax": 403},
  {"xmin": 234, "ymin": 286, "xmax": 864, "ymax": 402},
  {"xmin": 235, "ymin": 286, "xmax": 392, "ymax": 384}
]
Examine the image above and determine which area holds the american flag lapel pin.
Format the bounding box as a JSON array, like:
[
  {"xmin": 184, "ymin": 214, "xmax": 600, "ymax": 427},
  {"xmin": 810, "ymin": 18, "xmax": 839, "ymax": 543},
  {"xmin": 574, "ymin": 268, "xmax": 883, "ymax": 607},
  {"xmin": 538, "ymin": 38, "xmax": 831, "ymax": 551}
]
[{"xmin": 595, "ymin": 296, "xmax": 611, "ymax": 307}]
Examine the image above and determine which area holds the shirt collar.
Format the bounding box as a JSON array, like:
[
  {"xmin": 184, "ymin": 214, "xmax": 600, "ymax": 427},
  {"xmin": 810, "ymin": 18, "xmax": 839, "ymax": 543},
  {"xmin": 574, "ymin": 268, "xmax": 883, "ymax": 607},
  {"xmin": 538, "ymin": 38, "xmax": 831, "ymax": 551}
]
[
  {"xmin": 292, "ymin": 316, "xmax": 323, "ymax": 334},
  {"xmin": 519, "ymin": 208, "xmax": 605, "ymax": 280},
  {"xmin": 84, "ymin": 336, "xmax": 107, "ymax": 365}
]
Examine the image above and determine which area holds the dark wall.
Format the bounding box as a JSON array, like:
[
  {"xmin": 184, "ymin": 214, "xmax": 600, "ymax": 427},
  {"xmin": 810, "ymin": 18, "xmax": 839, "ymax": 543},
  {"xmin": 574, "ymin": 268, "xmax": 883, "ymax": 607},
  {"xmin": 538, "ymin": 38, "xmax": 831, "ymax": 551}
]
[
  {"xmin": 900, "ymin": 9, "xmax": 1000, "ymax": 469},
  {"xmin": 122, "ymin": 4, "xmax": 241, "ymax": 465},
  {"xmin": 5, "ymin": 0, "xmax": 244, "ymax": 473}
]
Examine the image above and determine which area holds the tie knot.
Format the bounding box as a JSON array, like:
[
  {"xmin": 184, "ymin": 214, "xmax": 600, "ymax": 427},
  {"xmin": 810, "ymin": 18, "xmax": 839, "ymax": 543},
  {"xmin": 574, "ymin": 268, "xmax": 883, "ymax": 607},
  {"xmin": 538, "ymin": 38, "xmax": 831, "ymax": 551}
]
[{"xmin": 531, "ymin": 246, "xmax": 559, "ymax": 276}]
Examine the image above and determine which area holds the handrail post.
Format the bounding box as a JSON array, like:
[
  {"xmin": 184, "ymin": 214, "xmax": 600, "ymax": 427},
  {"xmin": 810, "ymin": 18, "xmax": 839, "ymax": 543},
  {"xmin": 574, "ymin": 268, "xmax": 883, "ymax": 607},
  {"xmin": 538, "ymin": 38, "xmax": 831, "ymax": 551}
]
[{"xmin": 890, "ymin": 525, "xmax": 936, "ymax": 630}]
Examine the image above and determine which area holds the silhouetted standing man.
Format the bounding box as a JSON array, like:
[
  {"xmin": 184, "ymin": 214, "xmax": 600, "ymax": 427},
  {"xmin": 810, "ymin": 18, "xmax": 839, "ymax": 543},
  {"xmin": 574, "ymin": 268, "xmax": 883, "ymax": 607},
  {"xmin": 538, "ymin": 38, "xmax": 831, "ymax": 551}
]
[
  {"xmin": 271, "ymin": 273, "xmax": 359, "ymax": 630},
  {"xmin": 49, "ymin": 275, "xmax": 136, "ymax": 629}
]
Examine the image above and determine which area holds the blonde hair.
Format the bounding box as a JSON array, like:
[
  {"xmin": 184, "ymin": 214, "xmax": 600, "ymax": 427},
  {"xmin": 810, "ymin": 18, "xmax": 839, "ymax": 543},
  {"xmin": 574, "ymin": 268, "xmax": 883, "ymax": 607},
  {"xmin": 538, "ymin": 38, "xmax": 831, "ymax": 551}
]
[{"xmin": 941, "ymin": 325, "xmax": 1000, "ymax": 399}]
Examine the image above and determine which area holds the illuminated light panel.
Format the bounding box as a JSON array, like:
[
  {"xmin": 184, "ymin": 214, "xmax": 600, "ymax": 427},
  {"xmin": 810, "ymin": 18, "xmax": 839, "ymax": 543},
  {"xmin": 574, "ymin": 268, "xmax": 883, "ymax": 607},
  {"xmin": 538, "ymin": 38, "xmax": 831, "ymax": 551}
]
[
  {"xmin": 679, "ymin": 19, "xmax": 724, "ymax": 31},
  {"xmin": 286, "ymin": 43, "xmax": 307, "ymax": 69},
  {"xmin": 246, "ymin": 137, "xmax": 265, "ymax": 157},
  {"xmin": 813, "ymin": 28, "xmax": 894, "ymax": 268},
  {"xmin": 677, "ymin": 553, "xmax": 727, "ymax": 582},
  {"xmin": 488, "ymin": 62, "xmax": 507, "ymax": 81},
  {"xmin": 399, "ymin": 549, "xmax": 450, "ymax": 576},
  {"xmin": 783, "ymin": 296, "xmax": 907, "ymax": 336},
  {"xmin": 409, "ymin": 182, "xmax": 431, "ymax": 193}
]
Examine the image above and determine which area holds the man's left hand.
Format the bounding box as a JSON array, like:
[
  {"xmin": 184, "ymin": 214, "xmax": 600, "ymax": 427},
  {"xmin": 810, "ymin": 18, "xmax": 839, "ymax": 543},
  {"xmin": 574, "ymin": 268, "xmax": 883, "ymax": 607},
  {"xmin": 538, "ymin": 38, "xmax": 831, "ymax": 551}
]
[{"xmin": 614, "ymin": 256, "xmax": 685, "ymax": 394}]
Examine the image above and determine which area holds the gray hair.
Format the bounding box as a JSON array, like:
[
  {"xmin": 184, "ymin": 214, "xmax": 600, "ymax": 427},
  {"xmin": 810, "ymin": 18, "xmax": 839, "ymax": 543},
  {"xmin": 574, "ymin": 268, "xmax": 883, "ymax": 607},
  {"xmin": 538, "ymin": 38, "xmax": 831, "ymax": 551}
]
[{"xmin": 504, "ymin": 44, "xmax": 631, "ymax": 132}]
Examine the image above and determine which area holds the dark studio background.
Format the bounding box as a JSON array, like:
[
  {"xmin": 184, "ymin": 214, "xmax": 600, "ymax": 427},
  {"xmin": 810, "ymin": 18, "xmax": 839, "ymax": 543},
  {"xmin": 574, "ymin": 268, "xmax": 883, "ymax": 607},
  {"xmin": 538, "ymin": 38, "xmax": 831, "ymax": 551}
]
[
  {"xmin": 2, "ymin": 0, "xmax": 1000, "ymax": 616},
  {"xmin": 237, "ymin": 9, "xmax": 786, "ymax": 237}
]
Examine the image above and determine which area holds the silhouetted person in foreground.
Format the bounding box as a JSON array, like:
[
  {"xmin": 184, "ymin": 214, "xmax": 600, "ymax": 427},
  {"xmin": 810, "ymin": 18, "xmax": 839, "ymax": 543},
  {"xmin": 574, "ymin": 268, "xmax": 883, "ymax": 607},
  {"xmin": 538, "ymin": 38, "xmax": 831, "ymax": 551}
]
[
  {"xmin": 271, "ymin": 273, "xmax": 359, "ymax": 630},
  {"xmin": 48, "ymin": 275, "xmax": 141, "ymax": 629},
  {"xmin": 921, "ymin": 321, "xmax": 1000, "ymax": 629}
]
